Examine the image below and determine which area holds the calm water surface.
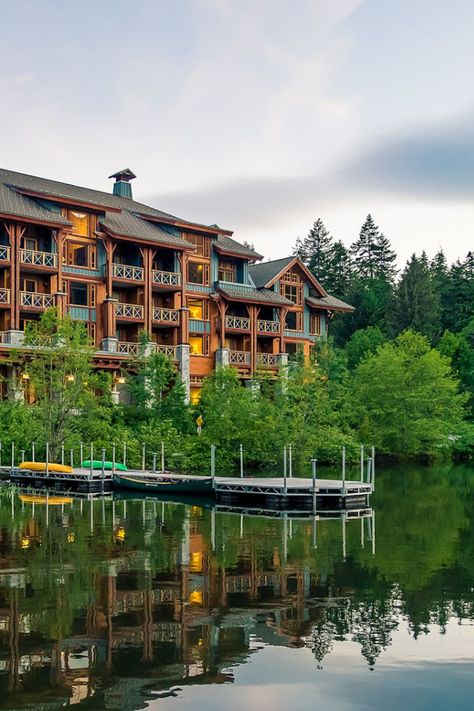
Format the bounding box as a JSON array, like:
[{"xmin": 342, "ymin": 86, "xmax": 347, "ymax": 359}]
[{"xmin": 0, "ymin": 463, "xmax": 473, "ymax": 710}]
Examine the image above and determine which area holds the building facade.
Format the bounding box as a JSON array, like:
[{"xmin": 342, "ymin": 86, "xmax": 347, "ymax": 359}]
[{"xmin": 0, "ymin": 168, "xmax": 353, "ymax": 402}]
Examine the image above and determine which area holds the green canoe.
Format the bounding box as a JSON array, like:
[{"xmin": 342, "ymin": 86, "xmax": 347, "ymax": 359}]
[
  {"xmin": 82, "ymin": 460, "xmax": 128, "ymax": 471},
  {"xmin": 114, "ymin": 473, "xmax": 214, "ymax": 495}
]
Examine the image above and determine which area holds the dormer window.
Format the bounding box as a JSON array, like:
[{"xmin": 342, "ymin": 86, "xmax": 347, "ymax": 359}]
[
  {"xmin": 68, "ymin": 211, "xmax": 90, "ymax": 237},
  {"xmin": 218, "ymin": 261, "xmax": 236, "ymax": 282}
]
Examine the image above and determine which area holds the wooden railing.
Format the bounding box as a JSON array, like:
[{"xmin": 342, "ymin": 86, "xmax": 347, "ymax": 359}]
[
  {"xmin": 225, "ymin": 315, "xmax": 250, "ymax": 330},
  {"xmin": 0, "ymin": 246, "xmax": 10, "ymax": 262},
  {"xmin": 229, "ymin": 350, "xmax": 251, "ymax": 365},
  {"xmin": 112, "ymin": 263, "xmax": 144, "ymax": 281},
  {"xmin": 152, "ymin": 344, "xmax": 177, "ymax": 358},
  {"xmin": 152, "ymin": 307, "xmax": 179, "ymax": 324},
  {"xmin": 257, "ymin": 319, "xmax": 280, "ymax": 334},
  {"xmin": 20, "ymin": 248, "xmax": 58, "ymax": 268},
  {"xmin": 118, "ymin": 341, "xmax": 140, "ymax": 356},
  {"xmin": 256, "ymin": 353, "xmax": 277, "ymax": 367},
  {"xmin": 152, "ymin": 269, "xmax": 181, "ymax": 287},
  {"xmin": 20, "ymin": 291, "xmax": 55, "ymax": 309},
  {"xmin": 115, "ymin": 302, "xmax": 144, "ymax": 319},
  {"xmin": 0, "ymin": 288, "xmax": 10, "ymax": 304}
]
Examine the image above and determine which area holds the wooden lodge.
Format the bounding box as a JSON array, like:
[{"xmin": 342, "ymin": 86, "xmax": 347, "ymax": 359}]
[{"xmin": 0, "ymin": 168, "xmax": 354, "ymax": 402}]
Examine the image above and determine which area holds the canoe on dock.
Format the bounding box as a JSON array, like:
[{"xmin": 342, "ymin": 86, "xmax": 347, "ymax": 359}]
[
  {"xmin": 19, "ymin": 462, "xmax": 73, "ymax": 474},
  {"xmin": 82, "ymin": 460, "xmax": 128, "ymax": 471},
  {"xmin": 114, "ymin": 473, "xmax": 214, "ymax": 495}
]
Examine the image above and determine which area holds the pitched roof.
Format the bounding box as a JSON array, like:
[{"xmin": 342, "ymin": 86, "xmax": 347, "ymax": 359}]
[
  {"xmin": 100, "ymin": 211, "xmax": 195, "ymax": 249},
  {"xmin": 249, "ymin": 256, "xmax": 295, "ymax": 288},
  {"xmin": 0, "ymin": 183, "xmax": 71, "ymax": 227},
  {"xmin": 306, "ymin": 295, "xmax": 355, "ymax": 313},
  {"xmin": 216, "ymin": 284, "xmax": 294, "ymax": 306},
  {"xmin": 215, "ymin": 234, "xmax": 262, "ymax": 260}
]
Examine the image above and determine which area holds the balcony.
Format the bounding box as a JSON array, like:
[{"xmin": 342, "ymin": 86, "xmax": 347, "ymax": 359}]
[
  {"xmin": 20, "ymin": 248, "xmax": 58, "ymax": 269},
  {"xmin": 115, "ymin": 302, "xmax": 144, "ymax": 320},
  {"xmin": 225, "ymin": 315, "xmax": 250, "ymax": 331},
  {"xmin": 112, "ymin": 263, "xmax": 144, "ymax": 282},
  {"xmin": 118, "ymin": 341, "xmax": 141, "ymax": 356},
  {"xmin": 0, "ymin": 288, "xmax": 10, "ymax": 305},
  {"xmin": 256, "ymin": 353, "xmax": 277, "ymax": 368},
  {"xmin": 152, "ymin": 344, "xmax": 177, "ymax": 359},
  {"xmin": 20, "ymin": 291, "xmax": 55, "ymax": 309},
  {"xmin": 152, "ymin": 307, "xmax": 179, "ymax": 325},
  {"xmin": 229, "ymin": 350, "xmax": 251, "ymax": 366},
  {"xmin": 152, "ymin": 269, "xmax": 181, "ymax": 288},
  {"xmin": 0, "ymin": 246, "xmax": 10, "ymax": 262},
  {"xmin": 118, "ymin": 341, "xmax": 177, "ymax": 359},
  {"xmin": 257, "ymin": 319, "xmax": 280, "ymax": 334}
]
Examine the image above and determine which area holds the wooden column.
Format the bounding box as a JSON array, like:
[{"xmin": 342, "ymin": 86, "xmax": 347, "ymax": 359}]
[
  {"xmin": 53, "ymin": 229, "xmax": 67, "ymax": 317},
  {"xmin": 250, "ymin": 305, "xmax": 257, "ymax": 374},
  {"xmin": 178, "ymin": 252, "xmax": 189, "ymax": 344},
  {"xmin": 218, "ymin": 299, "xmax": 227, "ymax": 348},
  {"xmin": 102, "ymin": 238, "xmax": 116, "ymax": 339},
  {"xmin": 279, "ymin": 307, "xmax": 288, "ymax": 353}
]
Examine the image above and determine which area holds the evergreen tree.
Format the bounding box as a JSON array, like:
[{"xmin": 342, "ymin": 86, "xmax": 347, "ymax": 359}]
[
  {"xmin": 443, "ymin": 252, "xmax": 474, "ymax": 333},
  {"xmin": 293, "ymin": 219, "xmax": 334, "ymax": 283},
  {"xmin": 351, "ymin": 214, "xmax": 397, "ymax": 281},
  {"xmin": 388, "ymin": 253, "xmax": 441, "ymax": 341},
  {"xmin": 323, "ymin": 240, "xmax": 354, "ymax": 297}
]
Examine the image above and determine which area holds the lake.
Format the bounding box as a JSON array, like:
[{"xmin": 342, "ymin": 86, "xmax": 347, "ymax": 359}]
[{"xmin": 0, "ymin": 462, "xmax": 473, "ymax": 710}]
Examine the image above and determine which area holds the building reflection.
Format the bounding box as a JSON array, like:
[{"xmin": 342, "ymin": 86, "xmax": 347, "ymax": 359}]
[{"xmin": 0, "ymin": 489, "xmax": 379, "ymax": 708}]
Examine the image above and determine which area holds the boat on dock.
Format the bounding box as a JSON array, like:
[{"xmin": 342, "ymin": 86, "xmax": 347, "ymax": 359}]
[{"xmin": 114, "ymin": 472, "xmax": 214, "ymax": 495}]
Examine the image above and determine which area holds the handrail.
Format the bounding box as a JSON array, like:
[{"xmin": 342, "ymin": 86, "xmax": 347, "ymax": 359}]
[
  {"xmin": 152, "ymin": 269, "xmax": 181, "ymax": 287},
  {"xmin": 0, "ymin": 287, "xmax": 10, "ymax": 304},
  {"xmin": 20, "ymin": 291, "xmax": 55, "ymax": 309},
  {"xmin": 257, "ymin": 319, "xmax": 280, "ymax": 333},
  {"xmin": 115, "ymin": 302, "xmax": 144, "ymax": 319},
  {"xmin": 152, "ymin": 344, "xmax": 177, "ymax": 358},
  {"xmin": 153, "ymin": 307, "xmax": 179, "ymax": 323},
  {"xmin": 20, "ymin": 248, "xmax": 58, "ymax": 268},
  {"xmin": 112, "ymin": 263, "xmax": 144, "ymax": 281},
  {"xmin": 0, "ymin": 246, "xmax": 10, "ymax": 261},
  {"xmin": 225, "ymin": 315, "xmax": 251, "ymax": 330},
  {"xmin": 229, "ymin": 350, "xmax": 251, "ymax": 365},
  {"xmin": 256, "ymin": 353, "xmax": 277, "ymax": 367}
]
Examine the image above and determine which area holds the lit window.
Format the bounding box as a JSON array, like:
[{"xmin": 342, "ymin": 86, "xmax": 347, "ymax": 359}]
[
  {"xmin": 189, "ymin": 335, "xmax": 206, "ymax": 355},
  {"xmin": 188, "ymin": 262, "xmax": 208, "ymax": 285},
  {"xmin": 66, "ymin": 241, "xmax": 96, "ymax": 268},
  {"xmin": 188, "ymin": 298, "xmax": 203, "ymax": 319},
  {"xmin": 68, "ymin": 211, "xmax": 90, "ymax": 236}
]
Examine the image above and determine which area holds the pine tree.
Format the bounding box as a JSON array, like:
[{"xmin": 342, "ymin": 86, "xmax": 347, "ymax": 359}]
[
  {"xmin": 323, "ymin": 240, "xmax": 353, "ymax": 297},
  {"xmin": 293, "ymin": 219, "xmax": 334, "ymax": 282},
  {"xmin": 388, "ymin": 253, "xmax": 441, "ymax": 340},
  {"xmin": 351, "ymin": 215, "xmax": 396, "ymax": 281}
]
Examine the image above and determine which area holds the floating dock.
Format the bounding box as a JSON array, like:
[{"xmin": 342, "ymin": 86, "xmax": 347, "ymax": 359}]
[{"xmin": 8, "ymin": 466, "xmax": 114, "ymax": 494}]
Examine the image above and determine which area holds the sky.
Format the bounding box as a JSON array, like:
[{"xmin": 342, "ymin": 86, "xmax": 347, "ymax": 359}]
[{"xmin": 1, "ymin": 0, "xmax": 473, "ymax": 267}]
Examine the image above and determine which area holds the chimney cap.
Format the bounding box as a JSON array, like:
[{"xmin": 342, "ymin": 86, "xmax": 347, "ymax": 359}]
[{"xmin": 108, "ymin": 168, "xmax": 136, "ymax": 182}]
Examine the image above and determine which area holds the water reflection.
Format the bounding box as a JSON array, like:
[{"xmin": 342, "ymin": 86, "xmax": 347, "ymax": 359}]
[{"xmin": 0, "ymin": 463, "xmax": 472, "ymax": 710}]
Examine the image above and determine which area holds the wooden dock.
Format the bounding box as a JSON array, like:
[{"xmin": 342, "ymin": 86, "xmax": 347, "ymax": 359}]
[{"xmin": 8, "ymin": 466, "xmax": 114, "ymax": 494}]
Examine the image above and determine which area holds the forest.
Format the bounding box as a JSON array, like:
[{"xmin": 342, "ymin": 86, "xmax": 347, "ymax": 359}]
[{"xmin": 0, "ymin": 214, "xmax": 472, "ymax": 472}]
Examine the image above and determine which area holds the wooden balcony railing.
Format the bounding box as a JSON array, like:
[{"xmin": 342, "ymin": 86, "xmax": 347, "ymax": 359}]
[
  {"xmin": 0, "ymin": 288, "xmax": 10, "ymax": 305},
  {"xmin": 225, "ymin": 315, "xmax": 251, "ymax": 330},
  {"xmin": 20, "ymin": 249, "xmax": 58, "ymax": 269},
  {"xmin": 20, "ymin": 291, "xmax": 55, "ymax": 309},
  {"xmin": 257, "ymin": 319, "xmax": 280, "ymax": 334},
  {"xmin": 229, "ymin": 350, "xmax": 251, "ymax": 365},
  {"xmin": 112, "ymin": 263, "xmax": 144, "ymax": 281},
  {"xmin": 152, "ymin": 307, "xmax": 179, "ymax": 324},
  {"xmin": 152, "ymin": 269, "xmax": 181, "ymax": 287},
  {"xmin": 256, "ymin": 353, "xmax": 277, "ymax": 368},
  {"xmin": 118, "ymin": 341, "xmax": 140, "ymax": 356},
  {"xmin": 115, "ymin": 302, "xmax": 144, "ymax": 319},
  {"xmin": 152, "ymin": 344, "xmax": 177, "ymax": 358},
  {"xmin": 0, "ymin": 246, "xmax": 10, "ymax": 262}
]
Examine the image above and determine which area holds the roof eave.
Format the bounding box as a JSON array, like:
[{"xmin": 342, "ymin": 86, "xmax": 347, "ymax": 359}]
[
  {"xmin": 10, "ymin": 187, "xmax": 121, "ymax": 214},
  {"xmin": 100, "ymin": 225, "xmax": 195, "ymax": 251},
  {"xmin": 214, "ymin": 244, "xmax": 263, "ymax": 261},
  {"xmin": 265, "ymin": 256, "xmax": 329, "ymax": 297},
  {"xmin": 0, "ymin": 210, "xmax": 71, "ymax": 229}
]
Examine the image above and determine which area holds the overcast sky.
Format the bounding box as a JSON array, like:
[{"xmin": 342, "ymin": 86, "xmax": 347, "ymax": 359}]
[{"xmin": 2, "ymin": 0, "xmax": 473, "ymax": 266}]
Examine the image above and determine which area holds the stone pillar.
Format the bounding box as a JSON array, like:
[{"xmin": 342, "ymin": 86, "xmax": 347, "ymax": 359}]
[
  {"xmin": 245, "ymin": 379, "xmax": 260, "ymax": 394},
  {"xmin": 3, "ymin": 330, "xmax": 25, "ymax": 346},
  {"xmin": 215, "ymin": 347, "xmax": 230, "ymax": 367},
  {"xmin": 276, "ymin": 352, "xmax": 289, "ymax": 392},
  {"xmin": 6, "ymin": 366, "xmax": 24, "ymax": 403},
  {"xmin": 176, "ymin": 344, "xmax": 190, "ymax": 403},
  {"xmin": 276, "ymin": 352, "xmax": 289, "ymax": 368},
  {"xmin": 101, "ymin": 337, "xmax": 119, "ymax": 353}
]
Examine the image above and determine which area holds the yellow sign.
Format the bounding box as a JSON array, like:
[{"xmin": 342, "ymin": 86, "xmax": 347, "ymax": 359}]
[{"xmin": 196, "ymin": 415, "xmax": 203, "ymax": 427}]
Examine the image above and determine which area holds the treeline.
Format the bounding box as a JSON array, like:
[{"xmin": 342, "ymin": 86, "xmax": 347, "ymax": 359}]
[
  {"xmin": 294, "ymin": 216, "xmax": 474, "ymax": 420},
  {"xmin": 0, "ymin": 310, "xmax": 471, "ymax": 473}
]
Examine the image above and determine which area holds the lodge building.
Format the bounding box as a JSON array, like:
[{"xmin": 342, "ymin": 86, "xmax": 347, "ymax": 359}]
[{"xmin": 0, "ymin": 168, "xmax": 353, "ymax": 402}]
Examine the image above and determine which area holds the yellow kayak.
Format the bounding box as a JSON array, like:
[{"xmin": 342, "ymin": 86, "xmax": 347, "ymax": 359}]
[
  {"xmin": 19, "ymin": 461, "xmax": 73, "ymax": 474},
  {"xmin": 19, "ymin": 494, "xmax": 73, "ymax": 505}
]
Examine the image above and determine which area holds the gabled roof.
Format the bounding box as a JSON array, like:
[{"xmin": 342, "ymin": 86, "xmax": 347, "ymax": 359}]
[
  {"xmin": 216, "ymin": 284, "xmax": 294, "ymax": 306},
  {"xmin": 100, "ymin": 211, "xmax": 195, "ymax": 249},
  {"xmin": 215, "ymin": 234, "xmax": 263, "ymax": 261},
  {"xmin": 0, "ymin": 183, "xmax": 71, "ymax": 227},
  {"xmin": 249, "ymin": 256, "xmax": 328, "ymax": 297},
  {"xmin": 306, "ymin": 295, "xmax": 355, "ymax": 313}
]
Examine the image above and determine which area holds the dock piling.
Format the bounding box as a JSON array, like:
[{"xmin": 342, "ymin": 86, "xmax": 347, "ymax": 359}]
[
  {"xmin": 311, "ymin": 458, "xmax": 317, "ymax": 513},
  {"xmin": 142, "ymin": 443, "xmax": 146, "ymax": 471},
  {"xmin": 161, "ymin": 441, "xmax": 165, "ymax": 473},
  {"xmin": 89, "ymin": 444, "xmax": 93, "ymax": 479},
  {"xmin": 211, "ymin": 444, "xmax": 216, "ymax": 484},
  {"xmin": 112, "ymin": 443, "xmax": 116, "ymax": 473},
  {"xmin": 360, "ymin": 444, "xmax": 364, "ymax": 482},
  {"xmin": 288, "ymin": 443, "xmax": 293, "ymax": 478},
  {"xmin": 283, "ymin": 446, "xmax": 287, "ymax": 496},
  {"xmin": 11, "ymin": 442, "xmax": 15, "ymax": 469},
  {"xmin": 239, "ymin": 443, "xmax": 244, "ymax": 478},
  {"xmin": 61, "ymin": 443, "xmax": 65, "ymax": 466},
  {"xmin": 123, "ymin": 442, "xmax": 127, "ymax": 467},
  {"xmin": 341, "ymin": 446, "xmax": 347, "ymax": 495},
  {"xmin": 45, "ymin": 443, "xmax": 48, "ymax": 474},
  {"xmin": 70, "ymin": 449, "xmax": 74, "ymax": 468},
  {"xmin": 152, "ymin": 452, "xmax": 157, "ymax": 473},
  {"xmin": 31, "ymin": 442, "xmax": 35, "ymax": 462},
  {"xmin": 20, "ymin": 449, "xmax": 25, "ymax": 463},
  {"xmin": 80, "ymin": 441, "xmax": 83, "ymax": 466}
]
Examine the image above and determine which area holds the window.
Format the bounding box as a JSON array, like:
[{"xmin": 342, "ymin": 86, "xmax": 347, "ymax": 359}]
[
  {"xmin": 185, "ymin": 233, "xmax": 210, "ymax": 258},
  {"xmin": 190, "ymin": 388, "xmax": 202, "ymax": 406},
  {"xmin": 70, "ymin": 282, "xmax": 88, "ymax": 306},
  {"xmin": 310, "ymin": 313, "xmax": 321, "ymax": 336},
  {"xmin": 24, "ymin": 237, "xmax": 38, "ymax": 251},
  {"xmin": 188, "ymin": 298, "xmax": 209, "ymax": 320},
  {"xmin": 218, "ymin": 261, "xmax": 236, "ymax": 282},
  {"xmin": 281, "ymin": 283, "xmax": 302, "ymax": 305},
  {"xmin": 68, "ymin": 211, "xmax": 90, "ymax": 236},
  {"xmin": 189, "ymin": 335, "xmax": 209, "ymax": 355},
  {"xmin": 188, "ymin": 261, "xmax": 209, "ymax": 286},
  {"xmin": 285, "ymin": 311, "xmax": 303, "ymax": 331},
  {"xmin": 22, "ymin": 278, "xmax": 37, "ymax": 293},
  {"xmin": 66, "ymin": 241, "xmax": 97, "ymax": 269}
]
